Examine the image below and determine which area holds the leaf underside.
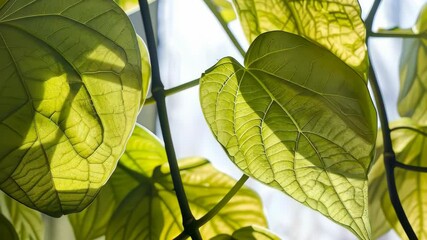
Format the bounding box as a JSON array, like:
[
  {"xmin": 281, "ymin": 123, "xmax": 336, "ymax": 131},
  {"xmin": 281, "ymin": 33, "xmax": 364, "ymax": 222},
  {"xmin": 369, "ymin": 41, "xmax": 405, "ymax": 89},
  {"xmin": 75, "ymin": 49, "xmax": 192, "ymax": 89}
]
[
  {"xmin": 232, "ymin": 0, "xmax": 368, "ymax": 79},
  {"xmin": 211, "ymin": 225, "xmax": 280, "ymax": 240},
  {"xmin": 0, "ymin": 0, "xmax": 145, "ymax": 216},
  {"xmin": 200, "ymin": 31, "xmax": 377, "ymax": 240}
]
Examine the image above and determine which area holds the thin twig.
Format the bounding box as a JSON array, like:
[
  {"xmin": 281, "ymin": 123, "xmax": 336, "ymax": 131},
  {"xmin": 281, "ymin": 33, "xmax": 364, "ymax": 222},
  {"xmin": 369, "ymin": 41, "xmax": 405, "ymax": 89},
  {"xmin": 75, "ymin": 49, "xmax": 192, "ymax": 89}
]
[
  {"xmin": 145, "ymin": 78, "xmax": 200, "ymax": 105},
  {"xmin": 174, "ymin": 175, "xmax": 249, "ymax": 240},
  {"xmin": 138, "ymin": 1, "xmax": 201, "ymax": 239},
  {"xmin": 203, "ymin": 0, "xmax": 246, "ymax": 57}
]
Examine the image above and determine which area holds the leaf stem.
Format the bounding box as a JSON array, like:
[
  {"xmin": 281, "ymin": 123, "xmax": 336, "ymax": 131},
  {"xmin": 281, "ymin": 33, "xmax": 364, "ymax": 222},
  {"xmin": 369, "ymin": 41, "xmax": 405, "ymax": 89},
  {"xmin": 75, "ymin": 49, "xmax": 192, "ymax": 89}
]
[
  {"xmin": 369, "ymin": 32, "xmax": 423, "ymax": 38},
  {"xmin": 145, "ymin": 78, "xmax": 200, "ymax": 105},
  {"xmin": 203, "ymin": 0, "xmax": 246, "ymax": 57},
  {"xmin": 174, "ymin": 174, "xmax": 249, "ymax": 240},
  {"xmin": 394, "ymin": 161, "xmax": 427, "ymax": 173},
  {"xmin": 368, "ymin": 62, "xmax": 418, "ymax": 239},
  {"xmin": 138, "ymin": 1, "xmax": 201, "ymax": 239},
  {"xmin": 365, "ymin": 0, "xmax": 382, "ymax": 35},
  {"xmin": 391, "ymin": 126, "xmax": 427, "ymax": 136}
]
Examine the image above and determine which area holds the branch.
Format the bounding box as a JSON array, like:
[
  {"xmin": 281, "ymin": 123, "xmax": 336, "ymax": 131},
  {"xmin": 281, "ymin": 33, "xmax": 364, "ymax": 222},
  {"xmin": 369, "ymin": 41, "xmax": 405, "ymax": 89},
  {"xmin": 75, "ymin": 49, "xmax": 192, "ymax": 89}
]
[
  {"xmin": 138, "ymin": 1, "xmax": 201, "ymax": 239},
  {"xmin": 369, "ymin": 32, "xmax": 423, "ymax": 38},
  {"xmin": 174, "ymin": 175, "xmax": 249, "ymax": 240},
  {"xmin": 368, "ymin": 62, "xmax": 418, "ymax": 239},
  {"xmin": 203, "ymin": 0, "xmax": 246, "ymax": 57},
  {"xmin": 145, "ymin": 78, "xmax": 200, "ymax": 105}
]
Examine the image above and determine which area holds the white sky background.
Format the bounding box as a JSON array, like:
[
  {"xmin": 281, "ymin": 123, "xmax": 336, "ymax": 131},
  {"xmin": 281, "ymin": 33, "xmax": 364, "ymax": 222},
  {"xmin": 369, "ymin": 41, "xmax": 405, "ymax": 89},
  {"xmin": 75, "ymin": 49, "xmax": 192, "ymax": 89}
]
[{"xmin": 156, "ymin": 0, "xmax": 427, "ymax": 239}]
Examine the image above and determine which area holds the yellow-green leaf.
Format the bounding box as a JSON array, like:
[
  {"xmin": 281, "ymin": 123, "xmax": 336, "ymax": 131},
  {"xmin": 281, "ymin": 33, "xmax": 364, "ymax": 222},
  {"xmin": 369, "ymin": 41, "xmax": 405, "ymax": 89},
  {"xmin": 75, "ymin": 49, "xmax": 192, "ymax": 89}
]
[
  {"xmin": 68, "ymin": 125, "xmax": 160, "ymax": 240},
  {"xmin": 398, "ymin": 5, "xmax": 427, "ymax": 125},
  {"xmin": 206, "ymin": 0, "xmax": 237, "ymax": 23},
  {"xmin": 0, "ymin": 0, "xmax": 144, "ymax": 216},
  {"xmin": 138, "ymin": 36, "xmax": 151, "ymax": 109},
  {"xmin": 200, "ymin": 31, "xmax": 377, "ymax": 240},
  {"xmin": 369, "ymin": 118, "xmax": 427, "ymax": 239},
  {"xmin": 0, "ymin": 193, "xmax": 43, "ymax": 240},
  {"xmin": 211, "ymin": 225, "xmax": 280, "ymax": 240},
  {"xmin": 232, "ymin": 0, "xmax": 368, "ymax": 79},
  {"xmin": 106, "ymin": 157, "xmax": 267, "ymax": 240}
]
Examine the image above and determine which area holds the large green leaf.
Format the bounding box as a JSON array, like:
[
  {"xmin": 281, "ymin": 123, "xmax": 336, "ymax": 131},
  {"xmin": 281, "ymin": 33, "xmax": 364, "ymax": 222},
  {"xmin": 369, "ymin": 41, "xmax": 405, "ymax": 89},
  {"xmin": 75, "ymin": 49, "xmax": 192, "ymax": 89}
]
[
  {"xmin": 211, "ymin": 225, "xmax": 280, "ymax": 240},
  {"xmin": 0, "ymin": 0, "xmax": 144, "ymax": 216},
  {"xmin": 106, "ymin": 157, "xmax": 267, "ymax": 240},
  {"xmin": 369, "ymin": 118, "xmax": 427, "ymax": 239},
  {"xmin": 398, "ymin": 5, "xmax": 427, "ymax": 125},
  {"xmin": 68, "ymin": 125, "xmax": 163, "ymax": 240},
  {"xmin": 200, "ymin": 31, "xmax": 377, "ymax": 240},
  {"xmin": 0, "ymin": 193, "xmax": 44, "ymax": 240},
  {"xmin": 0, "ymin": 212, "xmax": 19, "ymax": 240},
  {"xmin": 232, "ymin": 0, "xmax": 368, "ymax": 79}
]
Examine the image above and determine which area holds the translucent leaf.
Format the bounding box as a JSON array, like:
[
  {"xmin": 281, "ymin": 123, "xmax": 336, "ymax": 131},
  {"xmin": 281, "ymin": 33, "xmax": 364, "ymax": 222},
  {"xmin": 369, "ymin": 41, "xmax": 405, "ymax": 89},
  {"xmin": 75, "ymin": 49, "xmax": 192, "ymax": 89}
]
[
  {"xmin": 114, "ymin": 0, "xmax": 156, "ymax": 12},
  {"xmin": 68, "ymin": 125, "xmax": 160, "ymax": 240},
  {"xmin": 232, "ymin": 0, "xmax": 368, "ymax": 79},
  {"xmin": 0, "ymin": 212, "xmax": 18, "ymax": 240},
  {"xmin": 0, "ymin": 0, "xmax": 145, "ymax": 216},
  {"xmin": 369, "ymin": 118, "xmax": 427, "ymax": 239},
  {"xmin": 138, "ymin": 36, "xmax": 151, "ymax": 109},
  {"xmin": 119, "ymin": 124, "xmax": 166, "ymax": 177},
  {"xmin": 207, "ymin": 0, "xmax": 237, "ymax": 23},
  {"xmin": 200, "ymin": 31, "xmax": 377, "ymax": 240},
  {"xmin": 398, "ymin": 5, "xmax": 427, "ymax": 125},
  {"xmin": 211, "ymin": 225, "xmax": 280, "ymax": 240},
  {"xmin": 0, "ymin": 193, "xmax": 43, "ymax": 240},
  {"xmin": 106, "ymin": 157, "xmax": 267, "ymax": 240}
]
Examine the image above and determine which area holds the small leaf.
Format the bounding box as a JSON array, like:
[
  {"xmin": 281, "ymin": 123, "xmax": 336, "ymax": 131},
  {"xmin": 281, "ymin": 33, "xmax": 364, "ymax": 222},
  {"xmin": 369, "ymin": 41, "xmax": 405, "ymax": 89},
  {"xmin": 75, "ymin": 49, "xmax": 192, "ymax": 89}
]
[
  {"xmin": 232, "ymin": 0, "xmax": 368, "ymax": 79},
  {"xmin": 0, "ymin": 212, "xmax": 19, "ymax": 240},
  {"xmin": 207, "ymin": 0, "xmax": 237, "ymax": 23},
  {"xmin": 398, "ymin": 5, "xmax": 427, "ymax": 125},
  {"xmin": 369, "ymin": 118, "xmax": 427, "ymax": 239},
  {"xmin": 106, "ymin": 157, "xmax": 267, "ymax": 240},
  {"xmin": 211, "ymin": 225, "xmax": 280, "ymax": 240},
  {"xmin": 0, "ymin": 193, "xmax": 44, "ymax": 240},
  {"xmin": 120, "ymin": 124, "xmax": 167, "ymax": 177},
  {"xmin": 200, "ymin": 31, "xmax": 377, "ymax": 240},
  {"xmin": 0, "ymin": 0, "xmax": 144, "ymax": 216},
  {"xmin": 68, "ymin": 124, "xmax": 160, "ymax": 240}
]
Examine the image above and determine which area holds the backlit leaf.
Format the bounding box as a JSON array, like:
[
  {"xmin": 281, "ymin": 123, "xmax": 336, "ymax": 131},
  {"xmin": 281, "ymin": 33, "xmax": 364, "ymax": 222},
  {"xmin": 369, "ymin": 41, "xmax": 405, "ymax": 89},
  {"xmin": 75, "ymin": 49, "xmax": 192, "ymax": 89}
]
[
  {"xmin": 369, "ymin": 118, "xmax": 427, "ymax": 239},
  {"xmin": 68, "ymin": 124, "xmax": 160, "ymax": 240},
  {"xmin": 211, "ymin": 225, "xmax": 280, "ymax": 240},
  {"xmin": 398, "ymin": 5, "xmax": 427, "ymax": 125},
  {"xmin": 200, "ymin": 31, "xmax": 377, "ymax": 240},
  {"xmin": 106, "ymin": 157, "xmax": 267, "ymax": 240},
  {"xmin": 0, "ymin": 212, "xmax": 18, "ymax": 240},
  {"xmin": 0, "ymin": 0, "xmax": 144, "ymax": 216},
  {"xmin": 0, "ymin": 193, "xmax": 44, "ymax": 240},
  {"xmin": 138, "ymin": 36, "xmax": 151, "ymax": 109},
  {"xmin": 206, "ymin": 0, "xmax": 237, "ymax": 23},
  {"xmin": 232, "ymin": 0, "xmax": 368, "ymax": 79}
]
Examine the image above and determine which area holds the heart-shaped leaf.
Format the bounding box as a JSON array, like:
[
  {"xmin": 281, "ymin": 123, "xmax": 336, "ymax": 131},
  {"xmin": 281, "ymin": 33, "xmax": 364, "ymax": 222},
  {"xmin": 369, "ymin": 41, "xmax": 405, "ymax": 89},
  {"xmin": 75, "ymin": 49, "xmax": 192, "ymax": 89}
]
[
  {"xmin": 232, "ymin": 0, "xmax": 368, "ymax": 79},
  {"xmin": 398, "ymin": 5, "xmax": 427, "ymax": 125},
  {"xmin": 0, "ymin": 193, "xmax": 44, "ymax": 240},
  {"xmin": 0, "ymin": 0, "xmax": 145, "ymax": 216},
  {"xmin": 211, "ymin": 225, "xmax": 280, "ymax": 240},
  {"xmin": 68, "ymin": 125, "xmax": 163, "ymax": 240},
  {"xmin": 200, "ymin": 31, "xmax": 377, "ymax": 240},
  {"xmin": 106, "ymin": 157, "xmax": 267, "ymax": 240},
  {"xmin": 369, "ymin": 118, "xmax": 427, "ymax": 239}
]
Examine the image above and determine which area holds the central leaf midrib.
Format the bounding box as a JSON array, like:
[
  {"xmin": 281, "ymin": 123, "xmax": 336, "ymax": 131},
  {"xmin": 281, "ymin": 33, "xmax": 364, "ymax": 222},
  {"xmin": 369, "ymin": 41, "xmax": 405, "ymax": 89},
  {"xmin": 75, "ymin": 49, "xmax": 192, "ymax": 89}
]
[{"xmin": 246, "ymin": 70, "xmax": 366, "ymax": 238}]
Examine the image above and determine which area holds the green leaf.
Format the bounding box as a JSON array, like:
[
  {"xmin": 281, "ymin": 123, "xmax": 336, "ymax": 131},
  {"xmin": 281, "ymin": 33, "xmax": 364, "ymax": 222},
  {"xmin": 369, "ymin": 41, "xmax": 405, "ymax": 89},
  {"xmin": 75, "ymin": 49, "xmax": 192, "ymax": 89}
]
[
  {"xmin": 0, "ymin": 0, "xmax": 144, "ymax": 216},
  {"xmin": 68, "ymin": 124, "xmax": 159, "ymax": 240},
  {"xmin": 138, "ymin": 36, "xmax": 151, "ymax": 109},
  {"xmin": 0, "ymin": 212, "xmax": 19, "ymax": 240},
  {"xmin": 232, "ymin": 0, "xmax": 368, "ymax": 79},
  {"xmin": 200, "ymin": 31, "xmax": 377, "ymax": 240},
  {"xmin": 106, "ymin": 157, "xmax": 267, "ymax": 240},
  {"xmin": 120, "ymin": 124, "xmax": 167, "ymax": 177},
  {"xmin": 398, "ymin": 5, "xmax": 427, "ymax": 125},
  {"xmin": 0, "ymin": 193, "xmax": 44, "ymax": 240},
  {"xmin": 207, "ymin": 0, "xmax": 237, "ymax": 23},
  {"xmin": 210, "ymin": 225, "xmax": 280, "ymax": 240},
  {"xmin": 369, "ymin": 118, "xmax": 427, "ymax": 239}
]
